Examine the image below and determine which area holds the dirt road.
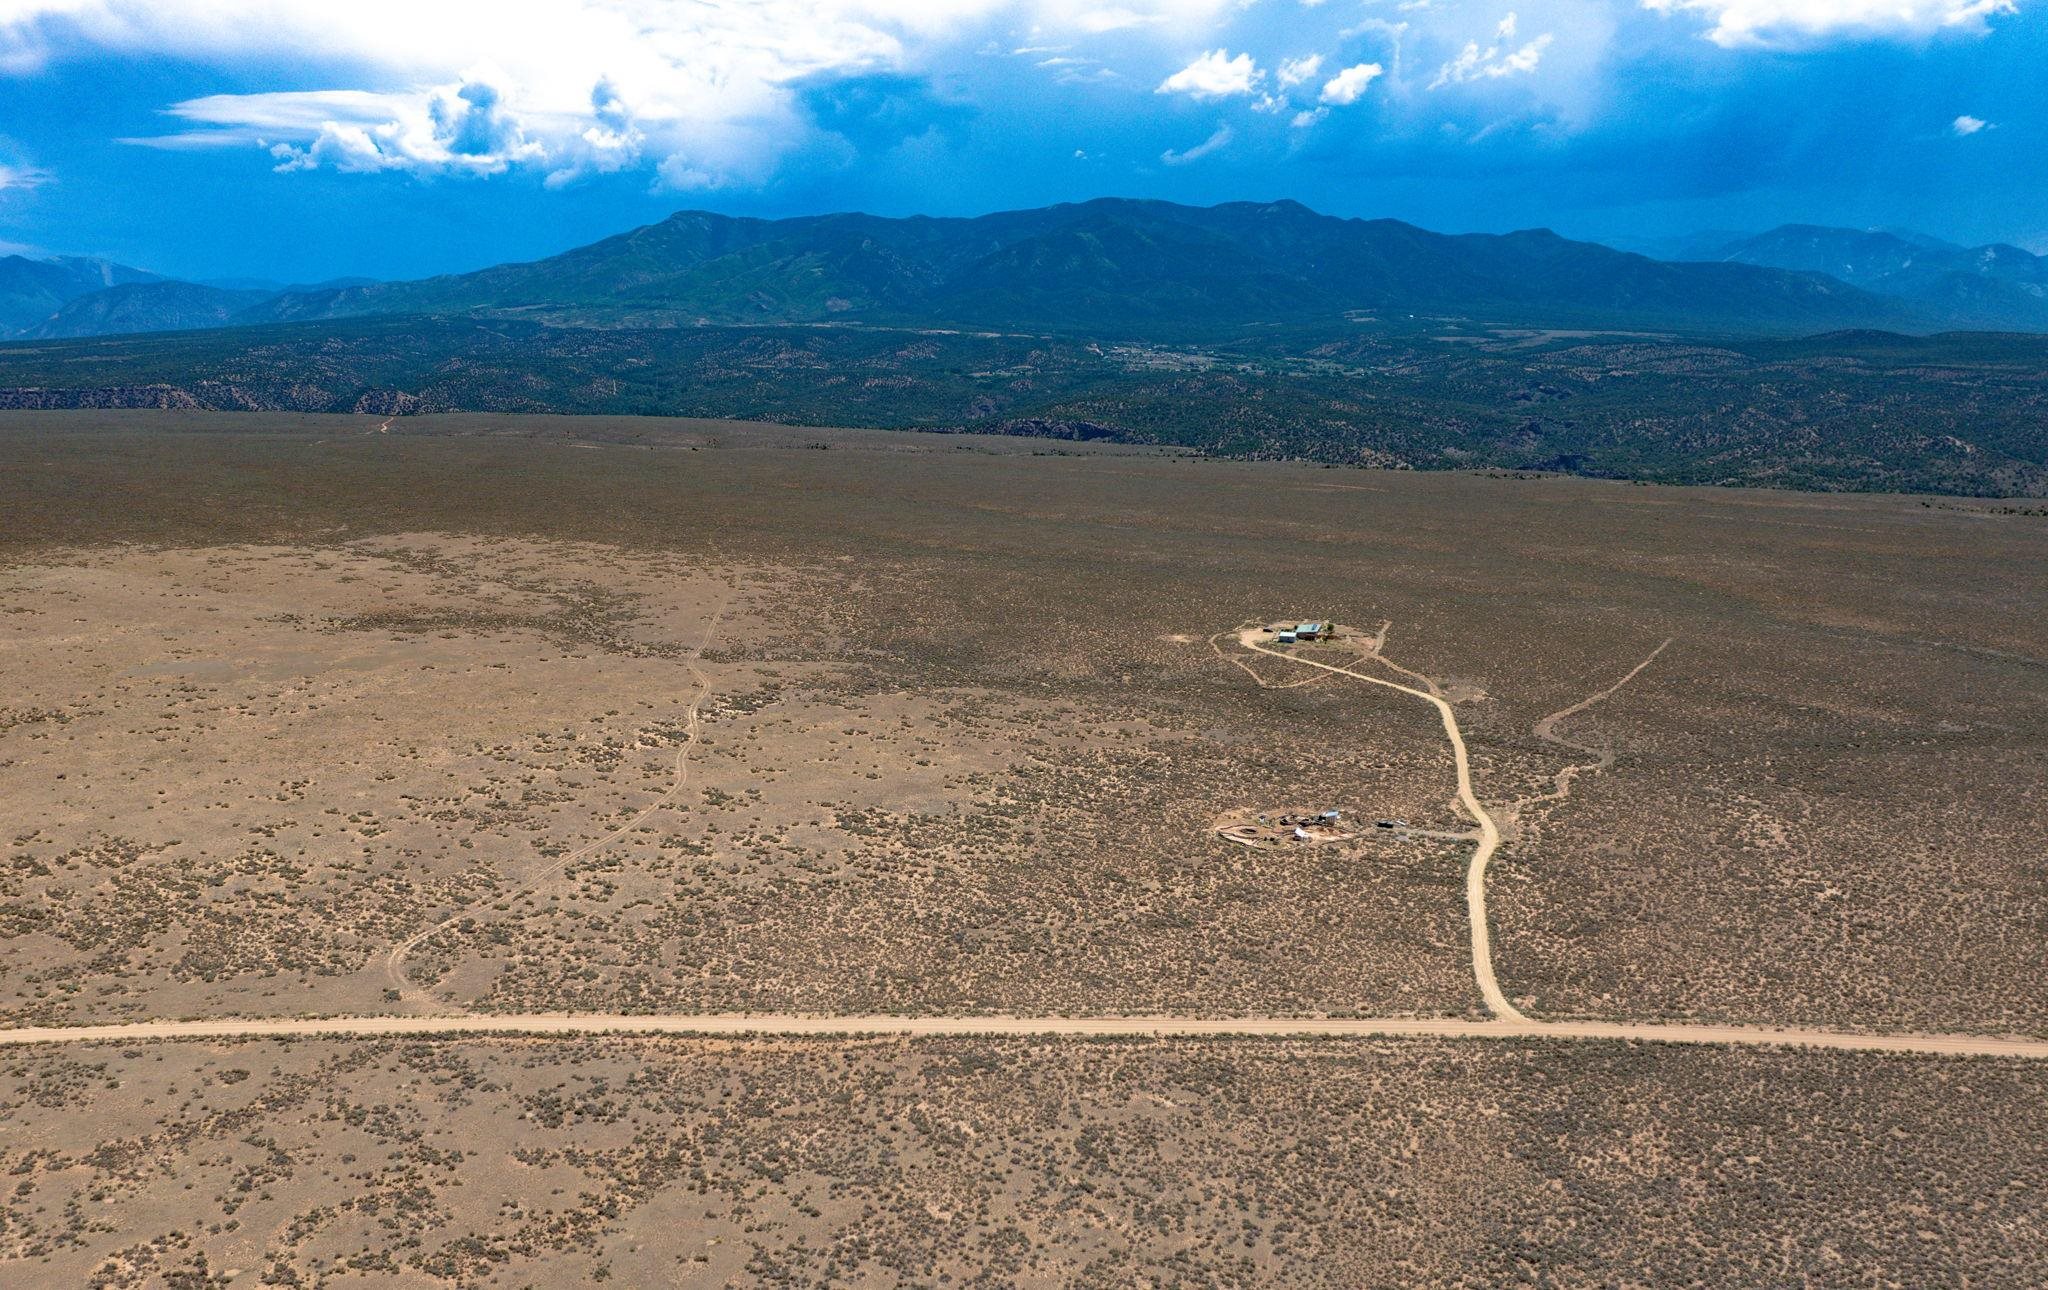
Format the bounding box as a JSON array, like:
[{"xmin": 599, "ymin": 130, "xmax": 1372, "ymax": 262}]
[
  {"xmin": 2, "ymin": 1012, "xmax": 2044, "ymax": 1059},
  {"xmin": 1236, "ymin": 630, "xmax": 1528, "ymax": 1021}
]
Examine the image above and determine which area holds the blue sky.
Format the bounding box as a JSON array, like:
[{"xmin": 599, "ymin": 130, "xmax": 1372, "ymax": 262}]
[{"xmin": 0, "ymin": 0, "xmax": 2034, "ymax": 283}]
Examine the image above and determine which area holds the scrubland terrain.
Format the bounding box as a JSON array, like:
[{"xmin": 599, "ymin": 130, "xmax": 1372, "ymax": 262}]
[
  {"xmin": 6, "ymin": 317, "xmax": 2048, "ymax": 495},
  {"xmin": 5, "ymin": 1036, "xmax": 2045, "ymax": 1287},
  {"xmin": 2, "ymin": 411, "xmax": 2045, "ymax": 1284},
  {"xmin": 1, "ymin": 531, "xmax": 1472, "ymax": 1025}
]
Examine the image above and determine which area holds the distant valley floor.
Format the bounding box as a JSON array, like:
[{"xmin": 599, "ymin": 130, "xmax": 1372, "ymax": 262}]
[{"xmin": 3, "ymin": 316, "xmax": 2047, "ymax": 496}]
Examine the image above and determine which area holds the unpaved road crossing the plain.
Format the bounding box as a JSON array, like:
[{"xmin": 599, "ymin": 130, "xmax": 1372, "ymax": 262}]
[{"xmin": 1, "ymin": 1013, "xmax": 2044, "ymax": 1059}]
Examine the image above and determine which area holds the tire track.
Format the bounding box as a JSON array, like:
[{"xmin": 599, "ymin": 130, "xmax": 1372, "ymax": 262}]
[{"xmin": 382, "ymin": 593, "xmax": 731, "ymax": 1007}]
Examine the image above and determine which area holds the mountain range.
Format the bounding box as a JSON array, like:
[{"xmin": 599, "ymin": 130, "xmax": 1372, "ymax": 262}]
[
  {"xmin": 0, "ymin": 255, "xmax": 162, "ymax": 335},
  {"xmin": 11, "ymin": 201, "xmax": 2048, "ymax": 344},
  {"xmin": 218, "ymin": 199, "xmax": 1914, "ymax": 337},
  {"xmin": 1679, "ymin": 225, "xmax": 2048, "ymax": 331}
]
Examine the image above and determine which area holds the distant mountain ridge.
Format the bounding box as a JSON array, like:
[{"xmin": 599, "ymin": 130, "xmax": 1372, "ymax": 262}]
[
  {"xmin": 14, "ymin": 204, "xmax": 2048, "ymax": 342},
  {"xmin": 0, "ymin": 255, "xmax": 161, "ymax": 334},
  {"xmin": 24, "ymin": 281, "xmax": 272, "ymax": 340},
  {"xmin": 1657, "ymin": 224, "xmax": 2048, "ymax": 330},
  {"xmin": 230, "ymin": 199, "xmax": 1912, "ymax": 337},
  {"xmin": 0, "ymin": 259, "xmax": 389, "ymax": 341}
]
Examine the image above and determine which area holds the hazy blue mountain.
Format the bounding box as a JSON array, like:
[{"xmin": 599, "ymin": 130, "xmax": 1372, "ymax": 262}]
[
  {"xmin": 1672, "ymin": 225, "xmax": 2048, "ymax": 329},
  {"xmin": 233, "ymin": 199, "xmax": 1916, "ymax": 337},
  {"xmin": 0, "ymin": 255, "xmax": 162, "ymax": 334},
  {"xmin": 24, "ymin": 280, "xmax": 273, "ymax": 339},
  {"xmin": 1717, "ymin": 224, "xmax": 2044, "ymax": 285},
  {"xmin": 1599, "ymin": 229, "xmax": 1755, "ymax": 263},
  {"xmin": 202, "ymin": 276, "xmax": 288, "ymax": 293},
  {"xmin": 203, "ymin": 275, "xmax": 383, "ymax": 294}
]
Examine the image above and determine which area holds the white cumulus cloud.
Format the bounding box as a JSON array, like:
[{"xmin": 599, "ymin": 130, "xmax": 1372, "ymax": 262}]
[
  {"xmin": 1277, "ymin": 53, "xmax": 1323, "ymax": 86},
  {"xmin": 149, "ymin": 82, "xmax": 549, "ymax": 176},
  {"xmin": 1318, "ymin": 61, "xmax": 1383, "ymax": 104},
  {"xmin": 1156, "ymin": 48, "xmax": 1263, "ymax": 97},
  {"xmin": 1430, "ymin": 30, "xmax": 1553, "ymax": 86},
  {"xmin": 1640, "ymin": 0, "xmax": 2016, "ymax": 47},
  {"xmin": 1952, "ymin": 113, "xmax": 1990, "ymax": 135},
  {"xmin": 0, "ymin": 0, "xmax": 1247, "ymax": 187}
]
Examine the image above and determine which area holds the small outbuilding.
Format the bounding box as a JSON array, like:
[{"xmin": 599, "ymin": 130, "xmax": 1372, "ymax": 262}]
[{"xmin": 1294, "ymin": 621, "xmax": 1325, "ymax": 640}]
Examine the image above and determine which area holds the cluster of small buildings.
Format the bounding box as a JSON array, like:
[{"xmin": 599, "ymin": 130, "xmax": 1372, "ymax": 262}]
[
  {"xmin": 1272, "ymin": 621, "xmax": 1327, "ymax": 645},
  {"xmin": 1260, "ymin": 809, "xmax": 1343, "ymax": 841},
  {"xmin": 1217, "ymin": 805, "xmax": 1354, "ymax": 850}
]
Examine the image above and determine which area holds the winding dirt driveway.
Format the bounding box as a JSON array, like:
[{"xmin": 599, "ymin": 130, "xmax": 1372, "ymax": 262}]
[{"xmin": 1235, "ymin": 629, "xmax": 1528, "ymax": 1021}]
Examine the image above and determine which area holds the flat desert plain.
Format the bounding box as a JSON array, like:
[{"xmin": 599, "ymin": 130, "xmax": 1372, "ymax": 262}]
[{"xmin": 1, "ymin": 412, "xmax": 2044, "ymax": 1286}]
